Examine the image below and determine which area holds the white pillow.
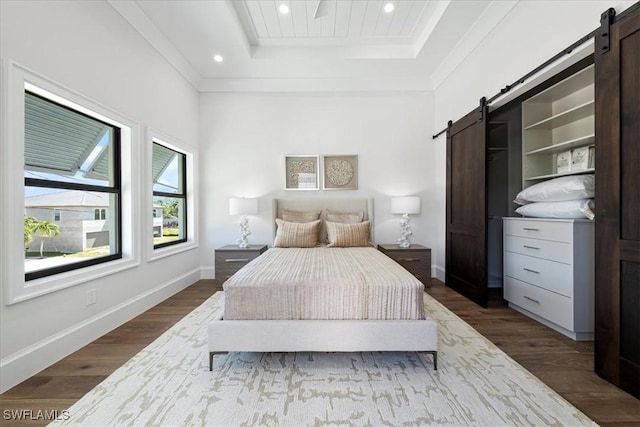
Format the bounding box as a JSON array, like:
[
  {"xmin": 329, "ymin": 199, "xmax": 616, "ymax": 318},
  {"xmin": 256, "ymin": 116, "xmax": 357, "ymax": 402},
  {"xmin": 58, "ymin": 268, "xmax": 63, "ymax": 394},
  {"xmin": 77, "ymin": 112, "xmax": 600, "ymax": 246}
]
[
  {"xmin": 515, "ymin": 199, "xmax": 594, "ymax": 220},
  {"xmin": 514, "ymin": 175, "xmax": 594, "ymax": 205}
]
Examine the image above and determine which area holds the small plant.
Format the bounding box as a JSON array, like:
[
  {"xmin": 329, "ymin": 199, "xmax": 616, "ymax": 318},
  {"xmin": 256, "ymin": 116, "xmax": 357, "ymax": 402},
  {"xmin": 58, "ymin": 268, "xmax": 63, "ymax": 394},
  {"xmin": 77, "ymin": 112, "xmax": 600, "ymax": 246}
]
[{"xmin": 24, "ymin": 217, "xmax": 60, "ymax": 258}]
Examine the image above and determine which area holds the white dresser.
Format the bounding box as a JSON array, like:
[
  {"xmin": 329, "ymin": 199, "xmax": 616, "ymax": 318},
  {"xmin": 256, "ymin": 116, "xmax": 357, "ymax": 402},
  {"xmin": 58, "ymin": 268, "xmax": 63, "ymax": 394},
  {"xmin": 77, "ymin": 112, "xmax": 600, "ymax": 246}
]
[{"xmin": 503, "ymin": 218, "xmax": 594, "ymax": 340}]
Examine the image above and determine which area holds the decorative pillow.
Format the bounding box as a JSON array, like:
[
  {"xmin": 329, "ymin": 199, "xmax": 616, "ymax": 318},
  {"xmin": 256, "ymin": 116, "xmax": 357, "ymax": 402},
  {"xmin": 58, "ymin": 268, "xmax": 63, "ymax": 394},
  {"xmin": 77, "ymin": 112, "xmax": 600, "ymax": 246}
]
[
  {"xmin": 515, "ymin": 199, "xmax": 594, "ymax": 220},
  {"xmin": 282, "ymin": 209, "xmax": 321, "ymax": 223},
  {"xmin": 273, "ymin": 219, "xmax": 321, "ymax": 247},
  {"xmin": 326, "ymin": 221, "xmax": 371, "ymax": 247},
  {"xmin": 326, "ymin": 210, "xmax": 364, "ymax": 223},
  {"xmin": 514, "ymin": 175, "xmax": 594, "ymax": 205}
]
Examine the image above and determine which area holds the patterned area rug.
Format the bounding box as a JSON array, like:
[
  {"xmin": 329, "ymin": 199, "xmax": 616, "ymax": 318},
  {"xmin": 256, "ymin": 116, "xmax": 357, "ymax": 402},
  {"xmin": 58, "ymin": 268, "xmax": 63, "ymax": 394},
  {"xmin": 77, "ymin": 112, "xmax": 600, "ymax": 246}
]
[{"xmin": 51, "ymin": 292, "xmax": 595, "ymax": 426}]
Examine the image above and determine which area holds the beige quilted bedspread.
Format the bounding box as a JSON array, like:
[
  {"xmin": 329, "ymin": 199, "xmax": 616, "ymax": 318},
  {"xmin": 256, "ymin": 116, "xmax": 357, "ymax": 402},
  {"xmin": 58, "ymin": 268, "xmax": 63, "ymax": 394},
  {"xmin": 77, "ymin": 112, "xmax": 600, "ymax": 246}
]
[{"xmin": 223, "ymin": 246, "xmax": 425, "ymax": 320}]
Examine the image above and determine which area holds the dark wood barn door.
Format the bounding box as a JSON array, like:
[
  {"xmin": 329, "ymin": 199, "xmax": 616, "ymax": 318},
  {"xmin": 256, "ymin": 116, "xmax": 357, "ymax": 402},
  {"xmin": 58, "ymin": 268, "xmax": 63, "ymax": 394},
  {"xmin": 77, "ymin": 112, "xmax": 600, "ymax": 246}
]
[
  {"xmin": 446, "ymin": 104, "xmax": 488, "ymax": 307},
  {"xmin": 594, "ymin": 5, "xmax": 640, "ymax": 398}
]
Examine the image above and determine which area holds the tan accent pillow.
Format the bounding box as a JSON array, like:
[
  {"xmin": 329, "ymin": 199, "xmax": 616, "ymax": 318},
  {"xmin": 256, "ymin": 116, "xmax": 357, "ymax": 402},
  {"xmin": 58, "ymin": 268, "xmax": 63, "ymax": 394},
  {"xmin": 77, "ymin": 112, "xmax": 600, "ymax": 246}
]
[
  {"xmin": 273, "ymin": 219, "xmax": 321, "ymax": 248},
  {"xmin": 282, "ymin": 209, "xmax": 321, "ymax": 223},
  {"xmin": 326, "ymin": 221, "xmax": 371, "ymax": 247},
  {"xmin": 326, "ymin": 210, "xmax": 364, "ymax": 223}
]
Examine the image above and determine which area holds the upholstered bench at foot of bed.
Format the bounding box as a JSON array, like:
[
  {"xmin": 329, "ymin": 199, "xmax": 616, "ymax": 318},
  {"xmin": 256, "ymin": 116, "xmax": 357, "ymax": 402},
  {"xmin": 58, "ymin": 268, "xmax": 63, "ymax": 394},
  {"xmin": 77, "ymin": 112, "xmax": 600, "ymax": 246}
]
[{"xmin": 207, "ymin": 314, "xmax": 438, "ymax": 371}]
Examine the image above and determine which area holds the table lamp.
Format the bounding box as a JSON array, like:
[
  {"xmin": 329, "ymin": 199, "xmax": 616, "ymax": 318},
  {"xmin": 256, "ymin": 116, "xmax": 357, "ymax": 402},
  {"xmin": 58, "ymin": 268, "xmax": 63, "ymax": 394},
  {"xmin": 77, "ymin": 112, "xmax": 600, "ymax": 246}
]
[
  {"xmin": 229, "ymin": 197, "xmax": 258, "ymax": 248},
  {"xmin": 391, "ymin": 196, "xmax": 421, "ymax": 248}
]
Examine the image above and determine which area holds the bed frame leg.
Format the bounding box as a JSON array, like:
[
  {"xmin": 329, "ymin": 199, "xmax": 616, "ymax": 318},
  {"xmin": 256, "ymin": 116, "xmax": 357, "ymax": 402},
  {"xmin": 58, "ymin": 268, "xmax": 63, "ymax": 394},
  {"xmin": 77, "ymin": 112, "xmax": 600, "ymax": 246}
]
[
  {"xmin": 424, "ymin": 351, "xmax": 437, "ymax": 370},
  {"xmin": 209, "ymin": 351, "xmax": 227, "ymax": 371}
]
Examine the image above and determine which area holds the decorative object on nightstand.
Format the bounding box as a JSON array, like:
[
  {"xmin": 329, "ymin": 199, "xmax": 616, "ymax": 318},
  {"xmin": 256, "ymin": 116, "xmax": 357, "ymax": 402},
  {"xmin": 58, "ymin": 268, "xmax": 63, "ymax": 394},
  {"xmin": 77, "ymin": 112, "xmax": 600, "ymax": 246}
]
[
  {"xmin": 214, "ymin": 244, "xmax": 268, "ymax": 289},
  {"xmin": 229, "ymin": 198, "xmax": 258, "ymax": 248},
  {"xmin": 391, "ymin": 196, "xmax": 421, "ymax": 248},
  {"xmin": 377, "ymin": 244, "xmax": 431, "ymax": 287}
]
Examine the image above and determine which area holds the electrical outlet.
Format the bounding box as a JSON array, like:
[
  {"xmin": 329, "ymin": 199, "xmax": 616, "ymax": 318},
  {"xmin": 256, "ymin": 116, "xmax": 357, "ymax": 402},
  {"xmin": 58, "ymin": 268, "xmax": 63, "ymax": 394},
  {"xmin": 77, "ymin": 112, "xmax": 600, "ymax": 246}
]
[{"xmin": 86, "ymin": 289, "xmax": 97, "ymax": 306}]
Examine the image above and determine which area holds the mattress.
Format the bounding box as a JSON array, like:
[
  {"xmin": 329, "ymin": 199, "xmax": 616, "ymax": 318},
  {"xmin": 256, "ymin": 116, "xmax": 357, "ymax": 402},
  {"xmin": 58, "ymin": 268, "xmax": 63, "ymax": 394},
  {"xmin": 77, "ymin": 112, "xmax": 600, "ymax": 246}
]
[{"xmin": 223, "ymin": 246, "xmax": 426, "ymax": 320}]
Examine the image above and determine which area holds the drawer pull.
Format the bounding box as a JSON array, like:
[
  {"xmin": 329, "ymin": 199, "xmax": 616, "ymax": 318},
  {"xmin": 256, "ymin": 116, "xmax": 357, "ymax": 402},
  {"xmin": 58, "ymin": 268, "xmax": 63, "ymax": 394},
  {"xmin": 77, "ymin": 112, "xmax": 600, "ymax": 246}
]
[
  {"xmin": 523, "ymin": 268, "xmax": 540, "ymax": 274},
  {"xmin": 398, "ymin": 258, "xmax": 420, "ymax": 262},
  {"xmin": 225, "ymin": 258, "xmax": 249, "ymax": 262},
  {"xmin": 523, "ymin": 227, "xmax": 540, "ymax": 231},
  {"xmin": 523, "ymin": 245, "xmax": 540, "ymax": 250},
  {"xmin": 523, "ymin": 295, "xmax": 540, "ymax": 304}
]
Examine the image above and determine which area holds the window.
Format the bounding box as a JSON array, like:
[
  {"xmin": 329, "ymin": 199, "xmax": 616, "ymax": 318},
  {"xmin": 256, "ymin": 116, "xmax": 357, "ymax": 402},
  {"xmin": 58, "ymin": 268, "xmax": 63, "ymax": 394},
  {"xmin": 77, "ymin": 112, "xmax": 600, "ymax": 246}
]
[
  {"xmin": 152, "ymin": 142, "xmax": 187, "ymax": 248},
  {"xmin": 24, "ymin": 91, "xmax": 122, "ymax": 280}
]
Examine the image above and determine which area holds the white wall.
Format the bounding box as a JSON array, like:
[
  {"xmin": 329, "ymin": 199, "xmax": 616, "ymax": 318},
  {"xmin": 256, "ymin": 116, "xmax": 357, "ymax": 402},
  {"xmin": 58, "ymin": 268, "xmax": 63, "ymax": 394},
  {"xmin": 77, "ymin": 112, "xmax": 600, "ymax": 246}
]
[
  {"xmin": 199, "ymin": 91, "xmax": 438, "ymax": 278},
  {"xmin": 0, "ymin": 1, "xmax": 199, "ymax": 392},
  {"xmin": 431, "ymin": 0, "xmax": 636, "ymax": 275}
]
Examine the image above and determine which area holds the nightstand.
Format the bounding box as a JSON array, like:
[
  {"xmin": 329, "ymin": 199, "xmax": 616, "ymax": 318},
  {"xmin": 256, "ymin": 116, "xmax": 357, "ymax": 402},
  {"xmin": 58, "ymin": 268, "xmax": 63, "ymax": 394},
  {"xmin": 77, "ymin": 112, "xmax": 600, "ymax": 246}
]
[
  {"xmin": 377, "ymin": 244, "xmax": 431, "ymax": 287},
  {"xmin": 214, "ymin": 244, "xmax": 268, "ymax": 289}
]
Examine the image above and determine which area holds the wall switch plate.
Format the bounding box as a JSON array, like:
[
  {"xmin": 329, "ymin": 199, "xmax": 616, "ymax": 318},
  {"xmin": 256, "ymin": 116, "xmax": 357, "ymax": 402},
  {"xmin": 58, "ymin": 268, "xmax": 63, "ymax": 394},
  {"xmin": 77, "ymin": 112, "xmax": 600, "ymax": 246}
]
[{"xmin": 86, "ymin": 289, "xmax": 97, "ymax": 306}]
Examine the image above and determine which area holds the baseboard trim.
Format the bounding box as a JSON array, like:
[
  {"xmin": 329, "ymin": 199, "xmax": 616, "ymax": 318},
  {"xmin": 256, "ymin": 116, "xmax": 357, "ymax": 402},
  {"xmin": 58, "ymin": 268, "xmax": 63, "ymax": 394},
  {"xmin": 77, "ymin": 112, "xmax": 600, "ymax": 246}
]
[
  {"xmin": 200, "ymin": 266, "xmax": 214, "ymax": 280},
  {"xmin": 0, "ymin": 268, "xmax": 200, "ymax": 393},
  {"xmin": 433, "ymin": 264, "xmax": 445, "ymax": 283}
]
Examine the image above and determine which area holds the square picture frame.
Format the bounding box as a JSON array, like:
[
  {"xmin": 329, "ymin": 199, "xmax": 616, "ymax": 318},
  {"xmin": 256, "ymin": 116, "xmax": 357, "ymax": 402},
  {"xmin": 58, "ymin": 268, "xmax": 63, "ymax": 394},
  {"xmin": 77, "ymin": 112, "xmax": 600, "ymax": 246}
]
[
  {"xmin": 556, "ymin": 150, "xmax": 572, "ymax": 174},
  {"xmin": 323, "ymin": 155, "xmax": 358, "ymax": 190},
  {"xmin": 284, "ymin": 155, "xmax": 320, "ymax": 190},
  {"xmin": 571, "ymin": 146, "xmax": 589, "ymax": 171}
]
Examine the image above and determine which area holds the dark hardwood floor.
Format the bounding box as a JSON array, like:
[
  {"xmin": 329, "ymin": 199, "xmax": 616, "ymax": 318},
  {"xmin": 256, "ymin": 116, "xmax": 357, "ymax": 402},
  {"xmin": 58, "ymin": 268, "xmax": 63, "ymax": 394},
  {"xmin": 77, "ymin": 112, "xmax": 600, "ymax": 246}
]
[{"xmin": 1, "ymin": 279, "xmax": 638, "ymax": 426}]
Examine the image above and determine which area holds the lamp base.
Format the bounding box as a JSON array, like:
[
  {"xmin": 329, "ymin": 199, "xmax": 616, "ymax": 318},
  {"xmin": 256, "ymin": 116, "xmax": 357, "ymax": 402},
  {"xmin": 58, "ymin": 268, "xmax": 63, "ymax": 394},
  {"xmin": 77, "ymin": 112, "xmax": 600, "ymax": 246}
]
[
  {"xmin": 237, "ymin": 215, "xmax": 251, "ymax": 248},
  {"xmin": 397, "ymin": 239, "xmax": 411, "ymax": 249},
  {"xmin": 397, "ymin": 213, "xmax": 413, "ymax": 248}
]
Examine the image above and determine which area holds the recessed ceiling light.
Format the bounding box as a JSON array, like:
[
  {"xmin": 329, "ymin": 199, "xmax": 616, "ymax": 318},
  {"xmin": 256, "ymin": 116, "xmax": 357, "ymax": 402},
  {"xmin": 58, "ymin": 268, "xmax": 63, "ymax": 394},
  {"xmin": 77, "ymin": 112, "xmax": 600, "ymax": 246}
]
[
  {"xmin": 383, "ymin": 2, "xmax": 394, "ymax": 13},
  {"xmin": 213, "ymin": 54, "xmax": 223, "ymax": 63},
  {"xmin": 279, "ymin": 4, "xmax": 289, "ymax": 14}
]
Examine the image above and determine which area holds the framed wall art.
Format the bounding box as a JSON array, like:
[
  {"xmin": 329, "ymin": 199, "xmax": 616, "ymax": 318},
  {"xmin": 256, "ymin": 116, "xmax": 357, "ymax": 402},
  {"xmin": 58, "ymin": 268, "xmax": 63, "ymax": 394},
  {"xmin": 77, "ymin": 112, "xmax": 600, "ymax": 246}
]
[
  {"xmin": 323, "ymin": 155, "xmax": 358, "ymax": 190},
  {"xmin": 284, "ymin": 155, "xmax": 319, "ymax": 190}
]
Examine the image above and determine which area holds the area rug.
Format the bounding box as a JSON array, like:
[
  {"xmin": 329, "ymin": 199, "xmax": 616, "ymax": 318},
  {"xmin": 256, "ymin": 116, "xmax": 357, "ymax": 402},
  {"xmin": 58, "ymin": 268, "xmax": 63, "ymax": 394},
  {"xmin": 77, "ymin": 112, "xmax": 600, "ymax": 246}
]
[{"xmin": 51, "ymin": 292, "xmax": 595, "ymax": 426}]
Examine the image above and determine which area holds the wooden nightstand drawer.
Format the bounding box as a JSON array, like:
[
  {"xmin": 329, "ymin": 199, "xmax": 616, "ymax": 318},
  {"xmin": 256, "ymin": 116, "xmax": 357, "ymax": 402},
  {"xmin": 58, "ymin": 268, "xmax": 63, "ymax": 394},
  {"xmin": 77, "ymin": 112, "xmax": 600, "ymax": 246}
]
[
  {"xmin": 214, "ymin": 244, "xmax": 267, "ymax": 288},
  {"xmin": 377, "ymin": 244, "xmax": 431, "ymax": 286}
]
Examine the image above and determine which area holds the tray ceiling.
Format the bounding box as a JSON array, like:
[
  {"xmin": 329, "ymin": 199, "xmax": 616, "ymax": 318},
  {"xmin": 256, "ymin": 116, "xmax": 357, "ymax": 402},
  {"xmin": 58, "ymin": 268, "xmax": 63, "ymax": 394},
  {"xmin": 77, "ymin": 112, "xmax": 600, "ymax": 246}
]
[{"xmin": 109, "ymin": 0, "xmax": 519, "ymax": 92}]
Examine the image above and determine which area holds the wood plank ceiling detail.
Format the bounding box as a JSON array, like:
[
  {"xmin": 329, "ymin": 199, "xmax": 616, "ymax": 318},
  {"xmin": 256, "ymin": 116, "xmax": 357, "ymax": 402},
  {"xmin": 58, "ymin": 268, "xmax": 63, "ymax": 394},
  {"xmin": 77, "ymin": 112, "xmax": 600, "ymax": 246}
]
[{"xmin": 234, "ymin": 0, "xmax": 430, "ymax": 45}]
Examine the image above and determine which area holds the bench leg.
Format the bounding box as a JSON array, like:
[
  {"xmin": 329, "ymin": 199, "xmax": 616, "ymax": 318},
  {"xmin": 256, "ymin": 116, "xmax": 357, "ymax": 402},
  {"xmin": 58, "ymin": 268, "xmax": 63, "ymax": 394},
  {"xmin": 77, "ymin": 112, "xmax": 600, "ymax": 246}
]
[
  {"xmin": 209, "ymin": 351, "xmax": 228, "ymax": 371},
  {"xmin": 423, "ymin": 351, "xmax": 437, "ymax": 370}
]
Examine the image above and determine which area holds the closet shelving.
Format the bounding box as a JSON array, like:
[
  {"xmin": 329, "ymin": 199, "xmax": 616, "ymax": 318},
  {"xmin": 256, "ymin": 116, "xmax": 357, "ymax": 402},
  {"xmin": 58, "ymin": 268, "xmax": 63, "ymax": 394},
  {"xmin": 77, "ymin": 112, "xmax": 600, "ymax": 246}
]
[{"xmin": 522, "ymin": 65, "xmax": 595, "ymax": 187}]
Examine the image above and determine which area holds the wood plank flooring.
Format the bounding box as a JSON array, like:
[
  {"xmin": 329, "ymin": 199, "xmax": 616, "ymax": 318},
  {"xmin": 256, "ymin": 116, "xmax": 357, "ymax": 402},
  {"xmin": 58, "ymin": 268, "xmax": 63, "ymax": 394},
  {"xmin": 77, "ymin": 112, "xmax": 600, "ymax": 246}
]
[{"xmin": 1, "ymin": 279, "xmax": 638, "ymax": 426}]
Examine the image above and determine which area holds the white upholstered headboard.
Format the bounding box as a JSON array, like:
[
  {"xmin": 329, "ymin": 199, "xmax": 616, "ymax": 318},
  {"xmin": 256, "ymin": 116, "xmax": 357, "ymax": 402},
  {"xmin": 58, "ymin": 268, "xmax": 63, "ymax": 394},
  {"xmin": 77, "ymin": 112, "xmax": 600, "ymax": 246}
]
[{"xmin": 273, "ymin": 198, "xmax": 374, "ymax": 243}]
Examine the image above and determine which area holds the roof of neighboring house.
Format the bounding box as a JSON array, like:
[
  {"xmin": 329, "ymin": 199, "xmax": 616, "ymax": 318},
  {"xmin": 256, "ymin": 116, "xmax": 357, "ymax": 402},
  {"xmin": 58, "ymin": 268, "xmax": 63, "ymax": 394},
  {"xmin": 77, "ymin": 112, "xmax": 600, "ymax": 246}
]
[{"xmin": 25, "ymin": 190, "xmax": 109, "ymax": 207}]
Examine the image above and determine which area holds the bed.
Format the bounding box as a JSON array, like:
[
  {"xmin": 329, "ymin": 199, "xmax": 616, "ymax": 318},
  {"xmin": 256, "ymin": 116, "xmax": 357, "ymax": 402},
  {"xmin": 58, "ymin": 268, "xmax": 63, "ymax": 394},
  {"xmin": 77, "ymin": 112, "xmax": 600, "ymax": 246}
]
[{"xmin": 208, "ymin": 198, "xmax": 438, "ymax": 370}]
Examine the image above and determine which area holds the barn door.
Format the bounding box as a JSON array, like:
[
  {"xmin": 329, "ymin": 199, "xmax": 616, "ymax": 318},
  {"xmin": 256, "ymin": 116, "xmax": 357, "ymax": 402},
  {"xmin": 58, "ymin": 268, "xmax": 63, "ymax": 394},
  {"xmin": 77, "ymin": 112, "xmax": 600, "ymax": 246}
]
[
  {"xmin": 446, "ymin": 101, "xmax": 488, "ymax": 307},
  {"xmin": 594, "ymin": 5, "xmax": 640, "ymax": 398}
]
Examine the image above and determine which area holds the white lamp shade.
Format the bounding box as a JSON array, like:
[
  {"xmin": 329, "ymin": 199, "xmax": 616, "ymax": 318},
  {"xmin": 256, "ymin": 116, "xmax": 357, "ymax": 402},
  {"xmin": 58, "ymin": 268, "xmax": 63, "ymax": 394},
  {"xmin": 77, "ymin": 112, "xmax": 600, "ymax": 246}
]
[
  {"xmin": 391, "ymin": 196, "xmax": 421, "ymax": 215},
  {"xmin": 229, "ymin": 198, "xmax": 258, "ymax": 215}
]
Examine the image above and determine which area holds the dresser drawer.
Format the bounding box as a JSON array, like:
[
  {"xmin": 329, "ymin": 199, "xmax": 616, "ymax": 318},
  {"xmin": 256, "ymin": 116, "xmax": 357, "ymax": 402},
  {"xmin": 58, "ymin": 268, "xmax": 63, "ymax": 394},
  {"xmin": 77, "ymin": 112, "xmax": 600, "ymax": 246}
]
[
  {"xmin": 505, "ymin": 235, "xmax": 572, "ymax": 264},
  {"xmin": 504, "ymin": 252, "xmax": 573, "ymax": 297},
  {"xmin": 214, "ymin": 245, "xmax": 268, "ymax": 286},
  {"xmin": 504, "ymin": 219, "xmax": 573, "ymax": 243},
  {"xmin": 387, "ymin": 251, "xmax": 429, "ymax": 264},
  {"xmin": 504, "ymin": 276, "xmax": 573, "ymax": 331},
  {"xmin": 214, "ymin": 268, "xmax": 241, "ymax": 284},
  {"xmin": 377, "ymin": 244, "xmax": 431, "ymax": 286}
]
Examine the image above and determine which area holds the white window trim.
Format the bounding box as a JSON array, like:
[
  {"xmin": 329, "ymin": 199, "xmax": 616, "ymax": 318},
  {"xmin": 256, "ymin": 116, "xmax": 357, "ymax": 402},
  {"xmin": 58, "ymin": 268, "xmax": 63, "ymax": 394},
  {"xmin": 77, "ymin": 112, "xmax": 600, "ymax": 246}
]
[
  {"xmin": 1, "ymin": 60, "xmax": 140, "ymax": 305},
  {"xmin": 146, "ymin": 127, "xmax": 198, "ymax": 263}
]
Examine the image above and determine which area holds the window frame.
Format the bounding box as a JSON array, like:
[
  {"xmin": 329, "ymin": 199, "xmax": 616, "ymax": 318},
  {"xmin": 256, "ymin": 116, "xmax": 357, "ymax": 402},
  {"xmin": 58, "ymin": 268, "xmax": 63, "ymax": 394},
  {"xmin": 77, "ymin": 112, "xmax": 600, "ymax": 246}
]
[
  {"xmin": 24, "ymin": 92, "xmax": 123, "ymax": 281},
  {"xmin": 2, "ymin": 60, "xmax": 139, "ymax": 305},
  {"xmin": 152, "ymin": 141, "xmax": 187, "ymax": 249},
  {"xmin": 146, "ymin": 128, "xmax": 197, "ymax": 262}
]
